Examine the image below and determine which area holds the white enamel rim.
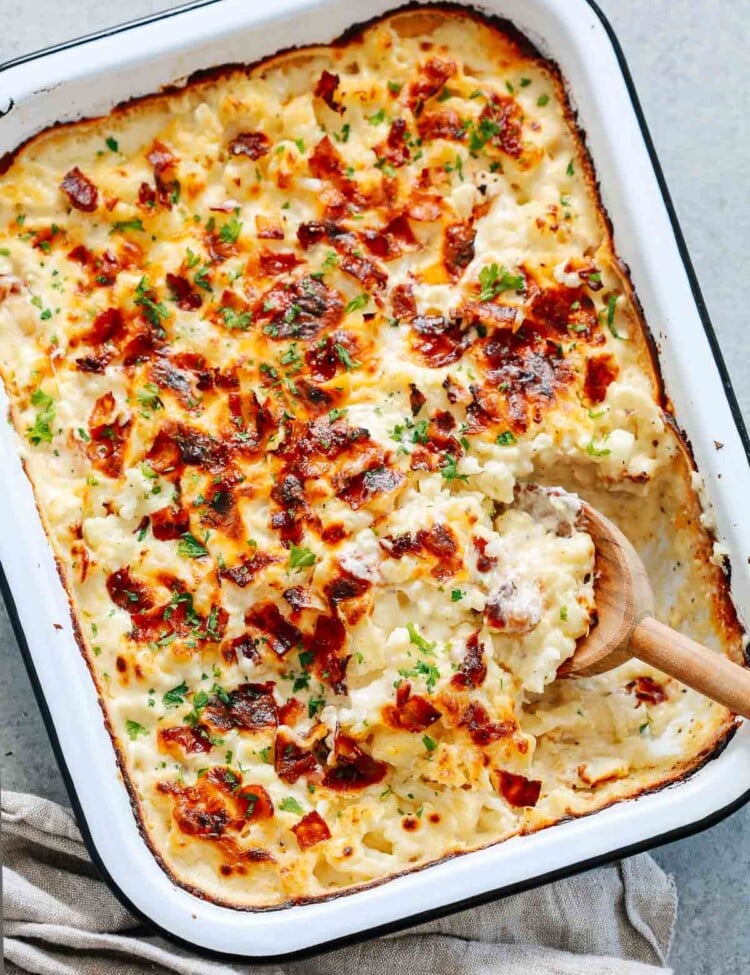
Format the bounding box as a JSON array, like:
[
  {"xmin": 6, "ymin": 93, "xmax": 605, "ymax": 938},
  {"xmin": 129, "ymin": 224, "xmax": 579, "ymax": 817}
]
[{"xmin": 0, "ymin": 0, "xmax": 748, "ymax": 960}]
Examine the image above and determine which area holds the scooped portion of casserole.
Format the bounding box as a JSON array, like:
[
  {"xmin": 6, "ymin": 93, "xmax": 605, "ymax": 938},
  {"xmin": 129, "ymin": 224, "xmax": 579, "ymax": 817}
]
[{"xmin": 0, "ymin": 6, "xmax": 743, "ymax": 906}]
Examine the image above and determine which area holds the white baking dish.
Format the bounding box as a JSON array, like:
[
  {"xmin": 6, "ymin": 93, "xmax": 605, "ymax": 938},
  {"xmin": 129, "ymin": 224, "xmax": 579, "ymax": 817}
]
[{"xmin": 1, "ymin": 0, "xmax": 748, "ymax": 960}]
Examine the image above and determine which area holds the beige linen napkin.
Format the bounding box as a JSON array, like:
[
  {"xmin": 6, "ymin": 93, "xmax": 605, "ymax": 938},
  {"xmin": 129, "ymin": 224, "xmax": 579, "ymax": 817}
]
[{"xmin": 2, "ymin": 790, "xmax": 676, "ymax": 975}]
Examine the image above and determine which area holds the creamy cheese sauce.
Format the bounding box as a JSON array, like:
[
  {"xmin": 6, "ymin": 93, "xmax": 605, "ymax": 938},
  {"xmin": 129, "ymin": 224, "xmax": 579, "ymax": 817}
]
[{"xmin": 0, "ymin": 7, "xmax": 742, "ymax": 907}]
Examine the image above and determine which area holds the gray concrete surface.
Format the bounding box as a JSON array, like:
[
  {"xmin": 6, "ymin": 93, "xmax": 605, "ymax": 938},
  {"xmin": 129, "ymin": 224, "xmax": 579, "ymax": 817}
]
[{"xmin": 0, "ymin": 2, "xmax": 748, "ymax": 972}]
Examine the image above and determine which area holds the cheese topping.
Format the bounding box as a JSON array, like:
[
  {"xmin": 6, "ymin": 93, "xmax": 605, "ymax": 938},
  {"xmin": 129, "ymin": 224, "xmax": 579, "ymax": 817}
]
[{"xmin": 0, "ymin": 7, "xmax": 741, "ymax": 907}]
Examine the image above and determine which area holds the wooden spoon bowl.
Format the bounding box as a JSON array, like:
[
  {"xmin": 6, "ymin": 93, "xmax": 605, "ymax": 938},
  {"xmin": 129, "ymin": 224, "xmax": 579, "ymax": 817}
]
[{"xmin": 559, "ymin": 500, "xmax": 750, "ymax": 719}]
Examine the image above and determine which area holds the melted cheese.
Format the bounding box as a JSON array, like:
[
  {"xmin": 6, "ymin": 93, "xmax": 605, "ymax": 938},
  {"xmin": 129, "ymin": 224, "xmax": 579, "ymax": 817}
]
[{"xmin": 0, "ymin": 7, "xmax": 742, "ymax": 907}]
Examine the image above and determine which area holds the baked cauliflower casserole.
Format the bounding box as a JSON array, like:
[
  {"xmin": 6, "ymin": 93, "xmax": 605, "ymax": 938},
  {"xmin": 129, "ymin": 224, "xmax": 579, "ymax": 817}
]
[{"xmin": 0, "ymin": 6, "xmax": 743, "ymax": 907}]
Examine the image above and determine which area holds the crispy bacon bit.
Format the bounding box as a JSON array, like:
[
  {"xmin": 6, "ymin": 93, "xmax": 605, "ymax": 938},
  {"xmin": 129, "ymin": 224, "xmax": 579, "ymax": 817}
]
[
  {"xmin": 362, "ymin": 214, "xmax": 418, "ymax": 260},
  {"xmin": 256, "ymin": 275, "xmax": 343, "ymax": 340},
  {"xmin": 452, "ymin": 631, "xmax": 487, "ymax": 689},
  {"xmin": 627, "ymin": 676, "xmax": 667, "ymax": 705},
  {"xmin": 129, "ymin": 593, "xmax": 227, "ymax": 646},
  {"xmin": 409, "ymin": 383, "xmax": 427, "ymax": 416},
  {"xmin": 75, "ymin": 353, "xmax": 111, "ymax": 373},
  {"xmin": 80, "ymin": 307, "xmax": 124, "ymax": 347},
  {"xmin": 479, "ymin": 94, "xmax": 524, "ymax": 158},
  {"xmin": 159, "ymin": 724, "xmax": 213, "ymax": 756},
  {"xmin": 297, "ymin": 220, "xmax": 335, "ymax": 249},
  {"xmin": 529, "ymin": 286, "xmax": 597, "ymax": 335},
  {"xmin": 166, "ymin": 273, "xmax": 201, "ymax": 311},
  {"xmin": 229, "ymin": 131, "xmax": 271, "ymax": 159},
  {"xmin": 315, "ymin": 70, "xmax": 343, "ymax": 113},
  {"xmin": 417, "ymin": 108, "xmax": 465, "ymax": 142},
  {"xmin": 158, "ymin": 768, "xmax": 276, "ymax": 861},
  {"xmin": 145, "ymin": 141, "xmax": 180, "ymax": 209},
  {"xmin": 292, "ymin": 810, "xmax": 331, "ymax": 850},
  {"xmin": 222, "ymin": 633, "xmax": 259, "ymax": 664},
  {"xmin": 138, "ymin": 182, "xmax": 156, "ymax": 207},
  {"xmin": 282, "ymin": 586, "xmax": 313, "ymax": 613},
  {"xmin": 382, "ymin": 523, "xmax": 461, "ymax": 581},
  {"xmin": 254, "ymin": 214, "xmax": 284, "ymax": 240},
  {"xmin": 411, "ymin": 314, "xmax": 469, "ymax": 368},
  {"xmin": 337, "ymin": 464, "xmax": 405, "ymax": 510},
  {"xmin": 309, "ymin": 135, "xmax": 347, "ymax": 183},
  {"xmin": 322, "ymin": 733, "xmax": 387, "ymax": 791},
  {"xmin": 322, "ymin": 524, "xmax": 348, "ymax": 546},
  {"xmin": 384, "ymin": 683, "xmax": 441, "ymax": 732},
  {"xmin": 86, "ymin": 392, "xmax": 132, "ymax": 479},
  {"xmin": 495, "ymin": 769, "xmax": 542, "ymax": 807},
  {"xmin": 309, "ymin": 613, "xmax": 349, "ymax": 694},
  {"xmin": 443, "ymin": 221, "xmax": 475, "ymax": 279},
  {"xmin": 219, "ymin": 552, "xmax": 276, "ymax": 588},
  {"xmin": 406, "ymin": 192, "xmax": 442, "ymax": 222},
  {"xmin": 204, "ymin": 682, "xmax": 278, "ymax": 732},
  {"xmin": 461, "ymin": 702, "xmax": 515, "ymax": 746},
  {"xmin": 374, "ymin": 118, "xmax": 411, "ymax": 167},
  {"xmin": 239, "ymin": 784, "xmax": 275, "ymax": 821},
  {"xmin": 324, "ymin": 570, "xmax": 371, "ymax": 610},
  {"xmin": 408, "ymin": 57, "xmax": 456, "ymax": 110},
  {"xmin": 279, "ymin": 697, "xmax": 305, "ymax": 726},
  {"xmin": 67, "ymin": 244, "xmax": 91, "ymax": 265},
  {"xmin": 150, "ymin": 505, "xmax": 190, "ymax": 541},
  {"xmin": 258, "ymin": 250, "xmax": 300, "ymax": 276},
  {"xmin": 246, "ymin": 602, "xmax": 302, "ymax": 657},
  {"xmin": 473, "ymin": 536, "xmax": 497, "ymax": 573},
  {"xmin": 308, "ymin": 136, "xmax": 371, "ymax": 209},
  {"xmin": 275, "ymin": 731, "xmax": 320, "ymax": 783},
  {"xmin": 106, "ymin": 567, "xmax": 154, "ymax": 613},
  {"xmin": 391, "ymin": 282, "xmax": 417, "ymax": 321},
  {"xmin": 577, "ymin": 265, "xmax": 604, "ymax": 291},
  {"xmin": 147, "ymin": 141, "xmax": 176, "ymax": 173},
  {"xmin": 584, "ymin": 355, "xmax": 618, "ymax": 404},
  {"xmin": 339, "ymin": 251, "xmax": 388, "ymax": 291},
  {"xmin": 60, "ymin": 167, "xmax": 99, "ymax": 212},
  {"xmin": 484, "ymin": 579, "xmax": 542, "ymax": 635}
]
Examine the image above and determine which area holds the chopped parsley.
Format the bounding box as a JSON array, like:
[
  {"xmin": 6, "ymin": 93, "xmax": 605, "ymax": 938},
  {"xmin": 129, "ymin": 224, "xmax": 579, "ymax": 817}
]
[
  {"xmin": 279, "ymin": 796, "xmax": 304, "ymax": 815},
  {"xmin": 399, "ymin": 659, "xmax": 440, "ymax": 692},
  {"xmin": 345, "ymin": 293, "xmax": 369, "ymax": 314},
  {"xmin": 606, "ymin": 294, "xmax": 622, "ymax": 338},
  {"xmin": 406, "ymin": 622, "xmax": 437, "ymax": 655},
  {"xmin": 163, "ymin": 681, "xmax": 189, "ymax": 708},
  {"xmin": 134, "ymin": 277, "xmax": 169, "ymax": 328},
  {"xmin": 566, "ymin": 159, "xmax": 575, "ymax": 176},
  {"xmin": 334, "ymin": 343, "xmax": 360, "ymax": 371},
  {"xmin": 26, "ymin": 388, "xmax": 56, "ymax": 446},
  {"xmin": 585, "ymin": 437, "xmax": 611, "ymax": 457},
  {"xmin": 110, "ymin": 218, "xmax": 144, "ymax": 234},
  {"xmin": 537, "ymin": 94, "xmax": 550, "ymax": 106},
  {"xmin": 125, "ymin": 719, "xmax": 149, "ymax": 741},
  {"xmin": 478, "ymin": 263, "xmax": 525, "ymax": 301},
  {"xmin": 322, "ymin": 250, "xmax": 339, "ymax": 272},
  {"xmin": 560, "ymin": 606, "xmax": 568, "ymax": 621},
  {"xmin": 439, "ymin": 454, "xmax": 468, "ymax": 482},
  {"xmin": 308, "ymin": 696, "xmax": 326, "ymax": 719},
  {"xmin": 105, "ymin": 136, "xmax": 119, "ymax": 153},
  {"xmin": 177, "ymin": 532, "xmax": 209, "ymax": 559},
  {"xmin": 219, "ymin": 216, "xmax": 242, "ymax": 245},
  {"xmin": 219, "ymin": 305, "xmax": 252, "ymax": 330},
  {"xmin": 495, "ymin": 430, "xmax": 516, "ymax": 446},
  {"xmin": 422, "ymin": 735, "xmax": 437, "ymax": 754},
  {"xmin": 387, "ymin": 81, "xmax": 402, "ymax": 94},
  {"xmin": 368, "ymin": 108, "xmax": 387, "ymax": 125},
  {"xmin": 289, "ymin": 543, "xmax": 316, "ymax": 572},
  {"xmin": 451, "ymin": 589, "xmax": 464, "ymax": 602}
]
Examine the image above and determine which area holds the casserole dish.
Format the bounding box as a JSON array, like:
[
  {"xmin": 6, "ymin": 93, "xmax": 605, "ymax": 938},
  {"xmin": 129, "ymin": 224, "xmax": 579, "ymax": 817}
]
[{"xmin": 0, "ymin": 0, "xmax": 748, "ymax": 959}]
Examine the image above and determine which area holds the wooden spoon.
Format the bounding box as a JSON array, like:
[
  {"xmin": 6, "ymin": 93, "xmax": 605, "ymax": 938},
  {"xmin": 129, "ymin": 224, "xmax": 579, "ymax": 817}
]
[{"xmin": 559, "ymin": 500, "xmax": 750, "ymax": 718}]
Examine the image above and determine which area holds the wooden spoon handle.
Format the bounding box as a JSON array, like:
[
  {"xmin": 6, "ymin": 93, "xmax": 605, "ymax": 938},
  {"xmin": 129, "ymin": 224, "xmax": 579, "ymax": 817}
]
[{"xmin": 631, "ymin": 616, "xmax": 750, "ymax": 719}]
